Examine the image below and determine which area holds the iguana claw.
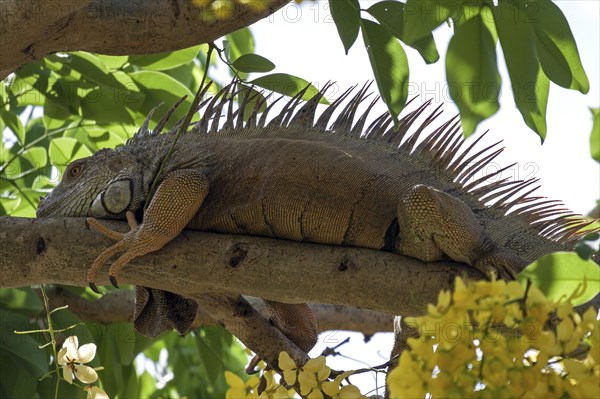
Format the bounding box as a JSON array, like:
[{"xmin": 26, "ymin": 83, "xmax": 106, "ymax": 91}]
[
  {"xmin": 110, "ymin": 276, "xmax": 119, "ymax": 288},
  {"xmin": 89, "ymin": 282, "xmax": 101, "ymax": 294}
]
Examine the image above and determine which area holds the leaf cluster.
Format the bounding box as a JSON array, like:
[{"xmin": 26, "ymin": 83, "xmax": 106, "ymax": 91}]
[{"xmin": 328, "ymin": 0, "xmax": 589, "ymax": 139}]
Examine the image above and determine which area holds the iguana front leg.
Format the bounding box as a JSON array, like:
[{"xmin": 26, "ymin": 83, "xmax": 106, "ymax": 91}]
[
  {"xmin": 397, "ymin": 185, "xmax": 527, "ymax": 279},
  {"xmin": 86, "ymin": 169, "xmax": 209, "ymax": 291},
  {"xmin": 86, "ymin": 169, "xmax": 319, "ymax": 362}
]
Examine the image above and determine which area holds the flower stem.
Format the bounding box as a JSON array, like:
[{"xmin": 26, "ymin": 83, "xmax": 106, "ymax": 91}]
[{"xmin": 40, "ymin": 285, "xmax": 61, "ymax": 399}]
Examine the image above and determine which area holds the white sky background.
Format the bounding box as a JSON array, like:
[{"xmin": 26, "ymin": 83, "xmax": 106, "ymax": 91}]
[{"xmin": 230, "ymin": 0, "xmax": 599, "ymax": 394}]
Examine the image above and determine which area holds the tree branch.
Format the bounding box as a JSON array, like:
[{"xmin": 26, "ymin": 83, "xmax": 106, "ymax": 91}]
[
  {"xmin": 0, "ymin": 0, "xmax": 291, "ymax": 79},
  {"xmin": 0, "ymin": 216, "xmax": 483, "ymax": 312},
  {"xmin": 45, "ymin": 287, "xmax": 394, "ymax": 334},
  {"xmin": 0, "ymin": 216, "xmax": 483, "ymax": 366}
]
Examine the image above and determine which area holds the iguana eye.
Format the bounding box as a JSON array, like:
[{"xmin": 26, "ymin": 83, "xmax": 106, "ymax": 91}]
[{"xmin": 66, "ymin": 162, "xmax": 84, "ymax": 179}]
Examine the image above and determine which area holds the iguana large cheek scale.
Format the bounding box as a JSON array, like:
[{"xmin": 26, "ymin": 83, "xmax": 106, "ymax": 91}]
[
  {"xmin": 86, "ymin": 169, "xmax": 208, "ymax": 291},
  {"xmin": 89, "ymin": 179, "xmax": 133, "ymax": 217}
]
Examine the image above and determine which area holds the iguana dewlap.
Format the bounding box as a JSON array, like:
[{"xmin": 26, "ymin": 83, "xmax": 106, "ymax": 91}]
[{"xmin": 37, "ymin": 83, "xmax": 596, "ymax": 357}]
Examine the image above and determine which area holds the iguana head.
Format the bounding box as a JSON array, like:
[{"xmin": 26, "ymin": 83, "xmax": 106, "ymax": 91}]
[{"xmin": 37, "ymin": 148, "xmax": 148, "ymax": 219}]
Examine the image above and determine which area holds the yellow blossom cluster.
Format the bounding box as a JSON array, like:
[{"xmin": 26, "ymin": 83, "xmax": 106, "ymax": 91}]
[
  {"xmin": 190, "ymin": 0, "xmax": 271, "ymax": 22},
  {"xmin": 225, "ymin": 353, "xmax": 366, "ymax": 399},
  {"xmin": 388, "ymin": 277, "xmax": 600, "ymax": 399},
  {"xmin": 225, "ymin": 370, "xmax": 293, "ymax": 399},
  {"xmin": 278, "ymin": 353, "xmax": 366, "ymax": 399},
  {"xmin": 191, "ymin": 0, "xmax": 313, "ymax": 22}
]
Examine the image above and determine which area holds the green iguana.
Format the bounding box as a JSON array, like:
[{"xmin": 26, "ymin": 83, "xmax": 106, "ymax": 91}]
[{"xmin": 36, "ymin": 82, "xmax": 597, "ymax": 364}]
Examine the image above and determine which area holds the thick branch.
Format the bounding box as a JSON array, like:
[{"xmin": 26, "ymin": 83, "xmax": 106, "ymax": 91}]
[
  {"xmin": 1, "ymin": 215, "xmax": 484, "ymax": 368},
  {"xmin": 45, "ymin": 287, "xmax": 394, "ymax": 334},
  {"xmin": 0, "ymin": 0, "xmax": 291, "ymax": 79},
  {"xmin": 0, "ymin": 216, "xmax": 483, "ymax": 314}
]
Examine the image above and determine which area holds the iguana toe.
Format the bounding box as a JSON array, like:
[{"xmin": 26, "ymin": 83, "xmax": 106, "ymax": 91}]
[{"xmin": 474, "ymin": 248, "xmax": 525, "ymax": 281}]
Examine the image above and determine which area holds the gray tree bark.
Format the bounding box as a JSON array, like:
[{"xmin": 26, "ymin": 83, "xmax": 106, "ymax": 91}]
[
  {"xmin": 0, "ymin": 216, "xmax": 483, "ymax": 366},
  {"xmin": 0, "ymin": 0, "xmax": 291, "ymax": 79}
]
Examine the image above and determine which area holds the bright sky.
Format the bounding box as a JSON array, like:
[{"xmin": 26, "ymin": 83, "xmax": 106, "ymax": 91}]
[{"xmin": 242, "ymin": 1, "xmax": 600, "ymax": 394}]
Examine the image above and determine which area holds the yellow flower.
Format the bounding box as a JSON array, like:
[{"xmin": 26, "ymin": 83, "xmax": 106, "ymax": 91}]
[
  {"xmin": 258, "ymin": 370, "xmax": 289, "ymax": 399},
  {"xmin": 278, "ymin": 352, "xmax": 299, "ymax": 385},
  {"xmin": 57, "ymin": 336, "xmax": 98, "ymax": 384},
  {"xmin": 336, "ymin": 385, "xmax": 363, "ymax": 399},
  {"xmin": 84, "ymin": 386, "xmax": 109, "ymax": 399},
  {"xmin": 322, "ymin": 370, "xmax": 365, "ymax": 399},
  {"xmin": 225, "ymin": 370, "xmax": 259, "ymax": 399},
  {"xmin": 298, "ymin": 356, "xmax": 330, "ymax": 397}
]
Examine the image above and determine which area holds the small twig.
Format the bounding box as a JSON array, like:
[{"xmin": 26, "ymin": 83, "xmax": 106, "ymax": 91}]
[
  {"xmin": 41, "ymin": 285, "xmax": 61, "ymax": 398},
  {"xmin": 319, "ymin": 337, "xmax": 350, "ymax": 357},
  {"xmin": 212, "ymin": 43, "xmax": 242, "ymax": 81},
  {"xmin": 329, "ymin": 355, "xmax": 397, "ymax": 379}
]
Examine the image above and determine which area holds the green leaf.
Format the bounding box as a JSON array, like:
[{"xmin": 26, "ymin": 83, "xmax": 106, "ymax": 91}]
[
  {"xmin": 0, "ymin": 309, "xmax": 49, "ymax": 378},
  {"xmin": 43, "ymin": 95, "xmax": 77, "ymax": 130},
  {"xmin": 80, "ymin": 85, "xmax": 136, "ymax": 124},
  {"xmin": 105, "ymin": 323, "xmax": 137, "ymax": 365},
  {"xmin": 0, "ymin": 195, "xmax": 20, "ymax": 216},
  {"xmin": 528, "ymin": 0, "xmax": 589, "ymax": 93},
  {"xmin": 164, "ymin": 63, "xmax": 197, "ymax": 89},
  {"xmin": 249, "ymin": 73, "xmax": 328, "ymax": 104},
  {"xmin": 226, "ymin": 27, "xmax": 255, "ymax": 63},
  {"xmin": 195, "ymin": 331, "xmax": 225, "ymax": 383},
  {"xmin": 0, "ymin": 355, "xmax": 40, "ymax": 399},
  {"xmin": 329, "ymin": 0, "xmax": 361, "ymax": 54},
  {"xmin": 121, "ymin": 364, "xmax": 140, "ymax": 398},
  {"xmin": 360, "ymin": 19, "xmax": 409, "ymax": 123},
  {"xmin": 367, "ymin": 1, "xmax": 439, "ymax": 64},
  {"xmin": 0, "ymin": 287, "xmax": 43, "ymax": 317},
  {"xmin": 0, "ymin": 109, "xmax": 24, "ymax": 145},
  {"xmin": 232, "ymin": 54, "xmax": 276, "ymax": 73},
  {"xmin": 138, "ymin": 371, "xmax": 157, "ymax": 398},
  {"xmin": 522, "ymin": 66, "xmax": 549, "ymax": 140},
  {"xmin": 96, "ymin": 54, "xmax": 129, "ymax": 70},
  {"xmin": 402, "ymin": 0, "xmax": 453, "ymax": 44},
  {"xmin": 43, "ymin": 54, "xmax": 82, "ymax": 82},
  {"xmin": 129, "ymin": 45, "xmax": 202, "ymax": 71},
  {"xmin": 20, "ymin": 146, "xmax": 47, "ymax": 169},
  {"xmin": 64, "ymin": 125, "xmax": 127, "ymax": 152},
  {"xmin": 518, "ymin": 252, "xmax": 600, "ymax": 306},
  {"xmin": 130, "ymin": 70, "xmax": 194, "ymax": 128},
  {"xmin": 494, "ymin": 0, "xmax": 548, "ymax": 140},
  {"xmin": 2, "ymin": 189, "xmax": 44, "ymax": 217},
  {"xmin": 49, "ymin": 137, "xmax": 93, "ymax": 169},
  {"xmin": 591, "ymin": 107, "xmax": 600, "ymax": 162},
  {"xmin": 14, "ymin": 62, "xmax": 57, "ymax": 101},
  {"xmin": 237, "ymin": 86, "xmax": 268, "ymax": 121},
  {"xmin": 112, "ymin": 70, "xmax": 145, "ymax": 113},
  {"xmin": 69, "ymin": 52, "xmax": 126, "ymax": 89},
  {"xmin": 446, "ymin": 14, "xmax": 500, "ymax": 136}
]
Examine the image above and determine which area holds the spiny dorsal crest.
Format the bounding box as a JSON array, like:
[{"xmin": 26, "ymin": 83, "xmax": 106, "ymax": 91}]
[{"xmin": 128, "ymin": 81, "xmax": 598, "ymax": 247}]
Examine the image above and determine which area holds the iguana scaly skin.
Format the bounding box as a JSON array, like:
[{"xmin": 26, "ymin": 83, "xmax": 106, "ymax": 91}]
[{"xmin": 37, "ymin": 82, "xmax": 597, "ymax": 360}]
